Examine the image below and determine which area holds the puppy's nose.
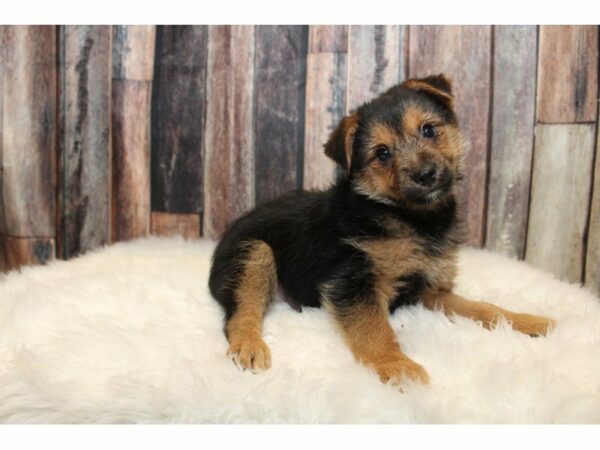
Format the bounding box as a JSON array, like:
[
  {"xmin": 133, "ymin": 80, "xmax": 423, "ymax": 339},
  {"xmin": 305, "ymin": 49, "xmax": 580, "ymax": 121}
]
[{"xmin": 411, "ymin": 163, "xmax": 438, "ymax": 187}]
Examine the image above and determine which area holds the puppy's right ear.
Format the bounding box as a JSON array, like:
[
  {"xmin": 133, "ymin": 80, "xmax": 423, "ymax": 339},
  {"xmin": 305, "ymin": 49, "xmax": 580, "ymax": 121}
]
[{"xmin": 324, "ymin": 113, "xmax": 359, "ymax": 174}]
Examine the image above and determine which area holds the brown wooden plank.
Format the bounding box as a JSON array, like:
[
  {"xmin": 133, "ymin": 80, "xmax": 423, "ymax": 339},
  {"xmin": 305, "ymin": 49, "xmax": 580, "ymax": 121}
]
[
  {"xmin": 150, "ymin": 212, "xmax": 200, "ymax": 239},
  {"xmin": 1, "ymin": 26, "xmax": 57, "ymax": 237},
  {"xmin": 308, "ymin": 25, "xmax": 347, "ymax": 53},
  {"xmin": 203, "ymin": 26, "xmax": 255, "ymax": 239},
  {"xmin": 525, "ymin": 124, "xmax": 596, "ymax": 283},
  {"xmin": 485, "ymin": 26, "xmax": 537, "ymax": 259},
  {"xmin": 58, "ymin": 25, "xmax": 112, "ymax": 259},
  {"xmin": 3, "ymin": 236, "xmax": 55, "ymax": 271},
  {"xmin": 584, "ymin": 127, "xmax": 600, "ymax": 295},
  {"xmin": 537, "ymin": 26, "xmax": 598, "ymax": 123},
  {"xmin": 347, "ymin": 25, "xmax": 406, "ymax": 111},
  {"xmin": 254, "ymin": 25, "xmax": 308, "ymax": 204},
  {"xmin": 0, "ymin": 27, "xmax": 6, "ymax": 249},
  {"xmin": 409, "ymin": 25, "xmax": 492, "ymax": 247},
  {"xmin": 151, "ymin": 25, "xmax": 207, "ymax": 215},
  {"xmin": 303, "ymin": 25, "xmax": 348, "ymax": 191},
  {"xmin": 112, "ymin": 25, "xmax": 156, "ymax": 81}
]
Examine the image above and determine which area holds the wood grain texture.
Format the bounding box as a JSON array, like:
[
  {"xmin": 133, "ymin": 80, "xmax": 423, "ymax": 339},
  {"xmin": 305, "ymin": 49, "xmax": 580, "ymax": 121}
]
[
  {"xmin": 1, "ymin": 26, "xmax": 57, "ymax": 237},
  {"xmin": 303, "ymin": 25, "xmax": 348, "ymax": 191},
  {"xmin": 150, "ymin": 212, "xmax": 200, "ymax": 239},
  {"xmin": 486, "ymin": 26, "xmax": 537, "ymax": 259},
  {"xmin": 526, "ymin": 124, "xmax": 595, "ymax": 283},
  {"xmin": 151, "ymin": 26, "xmax": 207, "ymax": 214},
  {"xmin": 111, "ymin": 80, "xmax": 152, "ymax": 241},
  {"xmin": 58, "ymin": 25, "xmax": 111, "ymax": 259},
  {"xmin": 537, "ymin": 26, "xmax": 598, "ymax": 123},
  {"xmin": 203, "ymin": 26, "xmax": 255, "ymax": 239},
  {"xmin": 2, "ymin": 236, "xmax": 55, "ymax": 271},
  {"xmin": 584, "ymin": 128, "xmax": 600, "ymax": 294},
  {"xmin": 0, "ymin": 27, "xmax": 5, "ymax": 245},
  {"xmin": 347, "ymin": 25, "xmax": 406, "ymax": 111},
  {"xmin": 112, "ymin": 26, "xmax": 156, "ymax": 81},
  {"xmin": 254, "ymin": 25, "xmax": 308, "ymax": 204},
  {"xmin": 409, "ymin": 25, "xmax": 492, "ymax": 246}
]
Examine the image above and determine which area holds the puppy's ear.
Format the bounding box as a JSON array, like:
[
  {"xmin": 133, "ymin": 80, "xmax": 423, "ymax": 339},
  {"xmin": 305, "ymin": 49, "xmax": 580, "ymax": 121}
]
[
  {"xmin": 403, "ymin": 74, "xmax": 454, "ymax": 109},
  {"xmin": 324, "ymin": 113, "xmax": 359, "ymax": 173}
]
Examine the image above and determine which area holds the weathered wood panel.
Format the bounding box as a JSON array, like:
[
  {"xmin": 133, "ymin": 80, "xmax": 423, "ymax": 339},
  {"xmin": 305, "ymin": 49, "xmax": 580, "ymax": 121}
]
[
  {"xmin": 1, "ymin": 26, "xmax": 57, "ymax": 237},
  {"xmin": 409, "ymin": 25, "xmax": 492, "ymax": 246},
  {"xmin": 3, "ymin": 236, "xmax": 55, "ymax": 271},
  {"xmin": 486, "ymin": 26, "xmax": 537, "ymax": 259},
  {"xmin": 584, "ymin": 128, "xmax": 600, "ymax": 294},
  {"xmin": 0, "ymin": 27, "xmax": 6, "ymax": 267},
  {"xmin": 203, "ymin": 26, "xmax": 255, "ymax": 239},
  {"xmin": 58, "ymin": 25, "xmax": 111, "ymax": 259},
  {"xmin": 111, "ymin": 26, "xmax": 155, "ymax": 242},
  {"xmin": 150, "ymin": 212, "xmax": 200, "ymax": 239},
  {"xmin": 347, "ymin": 25, "xmax": 406, "ymax": 111},
  {"xmin": 254, "ymin": 25, "xmax": 308, "ymax": 204},
  {"xmin": 537, "ymin": 26, "xmax": 598, "ymax": 123},
  {"xmin": 526, "ymin": 124, "xmax": 595, "ymax": 283},
  {"xmin": 303, "ymin": 25, "xmax": 348, "ymax": 191},
  {"xmin": 151, "ymin": 26, "xmax": 207, "ymax": 215}
]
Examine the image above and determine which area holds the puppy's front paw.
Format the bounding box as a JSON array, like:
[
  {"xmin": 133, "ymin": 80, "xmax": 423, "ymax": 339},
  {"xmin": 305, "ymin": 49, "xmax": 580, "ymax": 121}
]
[
  {"xmin": 227, "ymin": 337, "xmax": 272, "ymax": 372},
  {"xmin": 374, "ymin": 357, "xmax": 430, "ymax": 388},
  {"xmin": 510, "ymin": 313, "xmax": 556, "ymax": 337}
]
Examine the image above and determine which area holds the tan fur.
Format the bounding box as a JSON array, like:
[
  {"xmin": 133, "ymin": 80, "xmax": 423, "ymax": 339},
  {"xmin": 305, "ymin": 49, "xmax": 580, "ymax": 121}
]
[
  {"xmin": 403, "ymin": 79, "xmax": 455, "ymax": 109},
  {"xmin": 226, "ymin": 240, "xmax": 277, "ymax": 371},
  {"xmin": 422, "ymin": 290, "xmax": 556, "ymax": 336}
]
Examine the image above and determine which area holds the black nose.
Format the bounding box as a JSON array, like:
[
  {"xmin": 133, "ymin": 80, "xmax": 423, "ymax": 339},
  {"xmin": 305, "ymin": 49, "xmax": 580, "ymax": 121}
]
[{"xmin": 411, "ymin": 164, "xmax": 437, "ymax": 187}]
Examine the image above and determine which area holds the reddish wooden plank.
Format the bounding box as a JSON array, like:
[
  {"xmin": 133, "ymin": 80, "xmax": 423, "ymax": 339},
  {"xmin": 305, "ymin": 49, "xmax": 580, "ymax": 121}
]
[
  {"xmin": 537, "ymin": 26, "xmax": 598, "ymax": 123},
  {"xmin": 347, "ymin": 25, "xmax": 406, "ymax": 111},
  {"xmin": 308, "ymin": 25, "xmax": 347, "ymax": 53},
  {"xmin": 112, "ymin": 25, "xmax": 156, "ymax": 81},
  {"xmin": 111, "ymin": 80, "xmax": 152, "ymax": 242},
  {"xmin": 526, "ymin": 124, "xmax": 595, "ymax": 283},
  {"xmin": 486, "ymin": 26, "xmax": 537, "ymax": 259},
  {"xmin": 58, "ymin": 25, "xmax": 112, "ymax": 259},
  {"xmin": 584, "ymin": 127, "xmax": 600, "ymax": 295},
  {"xmin": 151, "ymin": 25, "xmax": 207, "ymax": 215},
  {"xmin": 1, "ymin": 26, "xmax": 57, "ymax": 237},
  {"xmin": 3, "ymin": 236, "xmax": 55, "ymax": 271},
  {"xmin": 203, "ymin": 26, "xmax": 255, "ymax": 239},
  {"xmin": 150, "ymin": 212, "xmax": 200, "ymax": 239},
  {"xmin": 254, "ymin": 25, "xmax": 308, "ymax": 204},
  {"xmin": 409, "ymin": 25, "xmax": 492, "ymax": 247}
]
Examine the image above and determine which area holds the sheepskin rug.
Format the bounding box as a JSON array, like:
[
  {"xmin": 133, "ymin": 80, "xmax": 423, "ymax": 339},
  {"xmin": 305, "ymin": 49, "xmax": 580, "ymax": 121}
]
[{"xmin": 0, "ymin": 237, "xmax": 599, "ymax": 423}]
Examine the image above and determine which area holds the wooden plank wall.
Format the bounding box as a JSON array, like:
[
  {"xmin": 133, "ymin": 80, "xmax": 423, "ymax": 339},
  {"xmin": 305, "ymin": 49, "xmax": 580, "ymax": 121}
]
[{"xmin": 0, "ymin": 25, "xmax": 599, "ymax": 297}]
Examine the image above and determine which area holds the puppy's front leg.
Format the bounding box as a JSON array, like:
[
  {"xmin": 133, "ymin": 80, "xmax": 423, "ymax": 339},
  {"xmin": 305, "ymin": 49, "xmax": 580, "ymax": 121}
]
[{"xmin": 422, "ymin": 290, "xmax": 555, "ymax": 336}]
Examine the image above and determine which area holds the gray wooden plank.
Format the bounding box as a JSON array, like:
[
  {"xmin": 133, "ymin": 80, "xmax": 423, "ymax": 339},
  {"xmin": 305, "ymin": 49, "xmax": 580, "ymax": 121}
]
[
  {"xmin": 526, "ymin": 124, "xmax": 596, "ymax": 283},
  {"xmin": 584, "ymin": 126, "xmax": 600, "ymax": 295},
  {"xmin": 486, "ymin": 25, "xmax": 537, "ymax": 259}
]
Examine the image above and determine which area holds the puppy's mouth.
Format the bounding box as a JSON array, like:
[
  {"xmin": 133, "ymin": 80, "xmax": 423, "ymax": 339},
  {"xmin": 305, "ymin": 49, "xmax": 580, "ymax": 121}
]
[{"xmin": 403, "ymin": 178, "xmax": 453, "ymax": 205}]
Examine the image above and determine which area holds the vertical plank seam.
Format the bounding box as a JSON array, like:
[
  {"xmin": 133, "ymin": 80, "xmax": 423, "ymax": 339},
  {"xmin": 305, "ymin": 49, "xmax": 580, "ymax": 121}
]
[
  {"xmin": 404, "ymin": 25, "xmax": 410, "ymax": 80},
  {"xmin": 295, "ymin": 25, "xmax": 308, "ymax": 192},
  {"xmin": 56, "ymin": 25, "xmax": 66, "ymax": 259},
  {"xmin": 482, "ymin": 25, "xmax": 495, "ymax": 249},
  {"xmin": 252, "ymin": 25, "xmax": 259, "ymax": 207}
]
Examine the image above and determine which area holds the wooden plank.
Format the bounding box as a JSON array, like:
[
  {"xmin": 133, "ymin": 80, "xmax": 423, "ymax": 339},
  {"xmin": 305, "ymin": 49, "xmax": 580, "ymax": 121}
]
[
  {"xmin": 112, "ymin": 25, "xmax": 156, "ymax": 81},
  {"xmin": 151, "ymin": 25, "xmax": 207, "ymax": 215},
  {"xmin": 525, "ymin": 124, "xmax": 595, "ymax": 283},
  {"xmin": 584, "ymin": 128, "xmax": 600, "ymax": 294},
  {"xmin": 1, "ymin": 26, "xmax": 57, "ymax": 237},
  {"xmin": 111, "ymin": 26, "xmax": 155, "ymax": 242},
  {"xmin": 537, "ymin": 26, "xmax": 598, "ymax": 123},
  {"xmin": 485, "ymin": 26, "xmax": 537, "ymax": 259},
  {"xmin": 409, "ymin": 25, "xmax": 492, "ymax": 247},
  {"xmin": 347, "ymin": 25, "xmax": 406, "ymax": 111},
  {"xmin": 0, "ymin": 27, "xmax": 6, "ymax": 254},
  {"xmin": 58, "ymin": 25, "xmax": 111, "ymax": 259},
  {"xmin": 3, "ymin": 236, "xmax": 55, "ymax": 271},
  {"xmin": 254, "ymin": 25, "xmax": 308, "ymax": 204},
  {"xmin": 150, "ymin": 212, "xmax": 200, "ymax": 239},
  {"xmin": 203, "ymin": 26, "xmax": 255, "ymax": 239},
  {"xmin": 303, "ymin": 25, "xmax": 348, "ymax": 191}
]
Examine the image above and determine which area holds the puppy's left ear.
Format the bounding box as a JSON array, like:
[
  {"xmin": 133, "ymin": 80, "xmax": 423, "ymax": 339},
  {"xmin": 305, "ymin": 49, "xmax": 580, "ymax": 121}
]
[
  {"xmin": 403, "ymin": 74, "xmax": 454, "ymax": 109},
  {"xmin": 324, "ymin": 113, "xmax": 359, "ymax": 174}
]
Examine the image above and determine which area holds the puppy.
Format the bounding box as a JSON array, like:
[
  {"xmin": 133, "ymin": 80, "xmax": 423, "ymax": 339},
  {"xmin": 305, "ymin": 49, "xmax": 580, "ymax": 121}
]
[{"xmin": 208, "ymin": 74, "xmax": 555, "ymax": 387}]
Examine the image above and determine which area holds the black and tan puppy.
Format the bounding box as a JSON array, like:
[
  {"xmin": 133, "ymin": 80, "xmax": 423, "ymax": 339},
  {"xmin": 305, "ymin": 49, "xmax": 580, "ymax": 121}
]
[{"xmin": 208, "ymin": 74, "xmax": 555, "ymax": 387}]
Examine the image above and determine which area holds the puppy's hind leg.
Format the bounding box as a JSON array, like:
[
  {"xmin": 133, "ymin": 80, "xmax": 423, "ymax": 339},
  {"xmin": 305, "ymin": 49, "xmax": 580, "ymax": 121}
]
[{"xmin": 225, "ymin": 240, "xmax": 277, "ymax": 372}]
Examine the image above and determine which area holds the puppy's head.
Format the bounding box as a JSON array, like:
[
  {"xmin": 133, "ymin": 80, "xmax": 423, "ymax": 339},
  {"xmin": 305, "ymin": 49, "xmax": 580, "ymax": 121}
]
[{"xmin": 325, "ymin": 74, "xmax": 465, "ymax": 210}]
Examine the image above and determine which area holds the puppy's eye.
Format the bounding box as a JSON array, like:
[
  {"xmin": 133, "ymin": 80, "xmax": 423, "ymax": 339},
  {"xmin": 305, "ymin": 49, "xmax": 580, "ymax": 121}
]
[
  {"xmin": 375, "ymin": 146, "xmax": 392, "ymax": 163},
  {"xmin": 421, "ymin": 123, "xmax": 436, "ymax": 138}
]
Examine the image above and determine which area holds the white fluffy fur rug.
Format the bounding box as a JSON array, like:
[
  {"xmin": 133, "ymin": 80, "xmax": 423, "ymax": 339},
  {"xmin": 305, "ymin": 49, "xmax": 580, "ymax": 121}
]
[{"xmin": 0, "ymin": 237, "xmax": 599, "ymax": 423}]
